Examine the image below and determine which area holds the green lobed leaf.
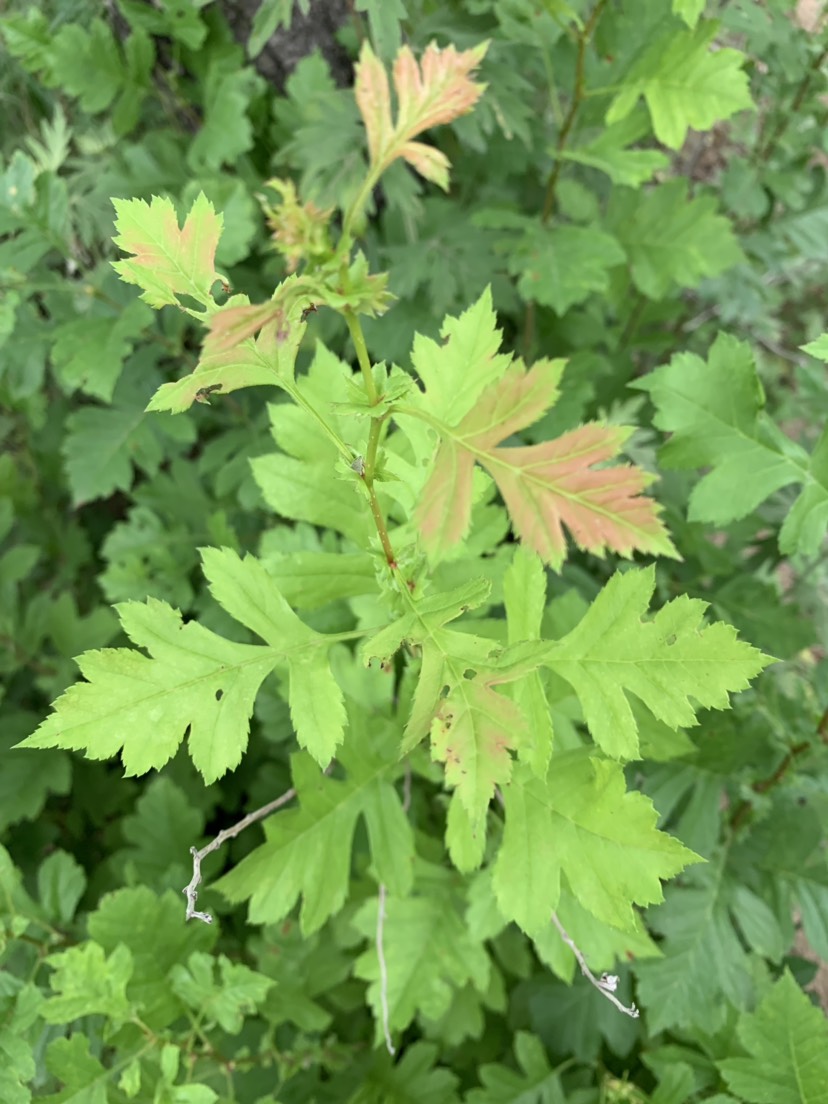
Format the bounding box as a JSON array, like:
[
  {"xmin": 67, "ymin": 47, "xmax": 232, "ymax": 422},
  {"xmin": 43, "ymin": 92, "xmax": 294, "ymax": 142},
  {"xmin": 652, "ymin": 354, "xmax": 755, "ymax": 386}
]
[
  {"xmin": 718, "ymin": 970, "xmax": 828, "ymax": 1104},
  {"xmin": 634, "ymin": 332, "xmax": 828, "ymax": 553},
  {"xmin": 509, "ymin": 224, "xmax": 626, "ymax": 314},
  {"xmin": 534, "ymin": 565, "xmax": 773, "ymax": 760},
  {"xmin": 87, "ymin": 887, "xmax": 216, "ymax": 1029},
  {"xmin": 214, "ymin": 712, "xmax": 414, "ymax": 933},
  {"xmin": 18, "ymin": 547, "xmax": 350, "ymax": 779},
  {"xmin": 608, "ymin": 181, "xmax": 743, "ymax": 299},
  {"xmin": 18, "ymin": 596, "xmax": 279, "ymax": 782},
  {"xmin": 41, "ymin": 942, "xmax": 133, "ymax": 1024},
  {"xmin": 607, "ymin": 21, "xmax": 752, "ymax": 149},
  {"xmin": 493, "ymin": 753, "xmax": 699, "ymax": 934},
  {"xmin": 352, "ymin": 864, "xmax": 490, "ymax": 1041},
  {"xmin": 201, "ymin": 546, "xmax": 348, "ymax": 765},
  {"xmin": 43, "ymin": 1035, "xmax": 108, "ymax": 1104},
  {"xmin": 111, "ymin": 191, "xmax": 225, "ymax": 311},
  {"xmin": 169, "ymin": 951, "xmax": 273, "ymax": 1034},
  {"xmin": 466, "ymin": 1031, "xmax": 565, "ymax": 1103},
  {"xmin": 634, "ymin": 861, "xmax": 755, "ymax": 1034}
]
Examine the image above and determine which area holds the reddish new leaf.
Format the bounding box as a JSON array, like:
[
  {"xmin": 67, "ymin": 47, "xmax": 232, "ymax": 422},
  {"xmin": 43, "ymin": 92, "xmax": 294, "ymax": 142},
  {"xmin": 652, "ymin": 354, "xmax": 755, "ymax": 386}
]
[
  {"xmin": 355, "ymin": 40, "xmax": 488, "ymax": 189},
  {"xmin": 111, "ymin": 192, "xmax": 225, "ymax": 311},
  {"xmin": 416, "ymin": 358, "xmax": 677, "ymax": 569}
]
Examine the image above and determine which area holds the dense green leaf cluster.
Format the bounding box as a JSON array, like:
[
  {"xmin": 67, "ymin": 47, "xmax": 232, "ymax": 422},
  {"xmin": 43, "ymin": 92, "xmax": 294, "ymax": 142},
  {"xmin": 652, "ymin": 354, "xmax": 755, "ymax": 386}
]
[{"xmin": 2, "ymin": 1, "xmax": 828, "ymax": 1102}]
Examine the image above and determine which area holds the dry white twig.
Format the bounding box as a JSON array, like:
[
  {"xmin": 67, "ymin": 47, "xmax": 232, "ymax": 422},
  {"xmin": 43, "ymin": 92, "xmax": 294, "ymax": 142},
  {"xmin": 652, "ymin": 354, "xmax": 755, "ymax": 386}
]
[
  {"xmin": 551, "ymin": 912, "xmax": 640, "ymax": 1019},
  {"xmin": 377, "ymin": 883, "xmax": 395, "ymax": 1056},
  {"xmin": 183, "ymin": 787, "xmax": 297, "ymax": 924}
]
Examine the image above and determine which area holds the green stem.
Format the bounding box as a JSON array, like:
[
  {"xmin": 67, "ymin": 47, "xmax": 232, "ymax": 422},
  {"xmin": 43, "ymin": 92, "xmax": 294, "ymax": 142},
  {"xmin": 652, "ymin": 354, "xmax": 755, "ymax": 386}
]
[
  {"xmin": 345, "ymin": 309, "xmax": 379, "ymax": 403},
  {"xmin": 344, "ymin": 309, "xmax": 398, "ymax": 567},
  {"xmin": 342, "ymin": 166, "xmax": 382, "ymax": 244},
  {"xmin": 754, "ymin": 45, "xmax": 828, "ymax": 164},
  {"xmin": 541, "ymin": 0, "xmax": 607, "ymax": 224}
]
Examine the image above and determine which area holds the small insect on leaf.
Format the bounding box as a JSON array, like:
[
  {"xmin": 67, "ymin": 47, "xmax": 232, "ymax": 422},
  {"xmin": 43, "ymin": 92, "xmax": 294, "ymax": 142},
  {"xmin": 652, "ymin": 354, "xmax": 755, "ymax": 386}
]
[
  {"xmin": 350, "ymin": 455, "xmax": 365, "ymax": 476},
  {"xmin": 195, "ymin": 384, "xmax": 223, "ymax": 405},
  {"xmin": 300, "ymin": 303, "xmax": 318, "ymax": 323}
]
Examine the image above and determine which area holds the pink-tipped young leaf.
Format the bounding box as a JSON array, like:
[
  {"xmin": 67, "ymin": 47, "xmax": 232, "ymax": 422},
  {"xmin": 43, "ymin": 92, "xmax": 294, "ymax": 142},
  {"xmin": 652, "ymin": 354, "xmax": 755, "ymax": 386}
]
[
  {"xmin": 415, "ymin": 355, "xmax": 677, "ymax": 569},
  {"xmin": 111, "ymin": 192, "xmax": 225, "ymax": 311},
  {"xmin": 355, "ymin": 39, "xmax": 488, "ymax": 189}
]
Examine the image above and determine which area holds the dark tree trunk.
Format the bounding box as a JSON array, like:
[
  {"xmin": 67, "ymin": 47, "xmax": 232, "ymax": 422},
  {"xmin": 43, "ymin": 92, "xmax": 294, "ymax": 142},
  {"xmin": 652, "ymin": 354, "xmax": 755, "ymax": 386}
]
[{"xmin": 221, "ymin": 0, "xmax": 354, "ymax": 89}]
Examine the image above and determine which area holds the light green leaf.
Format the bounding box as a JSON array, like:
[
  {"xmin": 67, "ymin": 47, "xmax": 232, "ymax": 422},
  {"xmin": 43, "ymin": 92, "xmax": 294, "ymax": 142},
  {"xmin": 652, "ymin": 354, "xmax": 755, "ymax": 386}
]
[
  {"xmin": 19, "ymin": 547, "xmax": 350, "ymax": 779},
  {"xmin": 719, "ymin": 971, "xmax": 828, "ymax": 1103},
  {"xmin": 111, "ymin": 191, "xmax": 225, "ymax": 311},
  {"xmin": 261, "ymin": 549, "xmax": 377, "ymax": 610},
  {"xmin": 361, "ymin": 578, "xmax": 497, "ymax": 753},
  {"xmin": 18, "ymin": 597, "xmax": 278, "ymax": 782},
  {"xmin": 535, "ymin": 565, "xmax": 771, "ymax": 760},
  {"xmin": 407, "ymin": 287, "xmax": 511, "ymax": 425},
  {"xmin": 42, "ymin": 942, "xmax": 133, "ymax": 1024},
  {"xmin": 562, "ymin": 126, "xmax": 669, "ymax": 187},
  {"xmin": 503, "ymin": 546, "xmax": 553, "ymax": 777},
  {"xmin": 433, "ymin": 674, "xmax": 527, "ymax": 822},
  {"xmin": 214, "ymin": 713, "xmax": 413, "ymax": 933},
  {"xmin": 446, "ymin": 790, "xmax": 487, "ymax": 873},
  {"xmin": 146, "ymin": 293, "xmax": 305, "ymax": 414},
  {"xmin": 201, "ymin": 546, "xmax": 347, "ymax": 765},
  {"xmin": 170, "ymin": 951, "xmax": 273, "ymax": 1034},
  {"xmin": 493, "ymin": 754, "xmax": 699, "ymax": 934},
  {"xmin": 608, "ymin": 181, "xmax": 743, "ymax": 299},
  {"xmin": 672, "ymin": 0, "xmax": 706, "ymax": 28},
  {"xmin": 607, "ymin": 22, "xmax": 752, "ymax": 148}
]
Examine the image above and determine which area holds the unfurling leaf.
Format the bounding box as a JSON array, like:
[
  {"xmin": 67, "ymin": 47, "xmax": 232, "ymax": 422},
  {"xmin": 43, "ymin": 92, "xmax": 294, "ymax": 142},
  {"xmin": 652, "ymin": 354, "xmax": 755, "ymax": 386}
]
[
  {"xmin": 111, "ymin": 192, "xmax": 225, "ymax": 311},
  {"xmin": 355, "ymin": 39, "xmax": 488, "ymax": 189}
]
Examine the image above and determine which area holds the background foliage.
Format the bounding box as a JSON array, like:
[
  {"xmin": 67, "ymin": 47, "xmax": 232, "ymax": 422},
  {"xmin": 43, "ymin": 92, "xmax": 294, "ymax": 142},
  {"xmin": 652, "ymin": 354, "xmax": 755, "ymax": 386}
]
[{"xmin": 2, "ymin": 1, "xmax": 828, "ymax": 1102}]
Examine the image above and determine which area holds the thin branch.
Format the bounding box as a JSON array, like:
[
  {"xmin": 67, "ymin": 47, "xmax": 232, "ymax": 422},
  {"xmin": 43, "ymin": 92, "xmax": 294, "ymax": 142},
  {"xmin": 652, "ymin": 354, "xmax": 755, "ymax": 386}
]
[
  {"xmin": 377, "ymin": 883, "xmax": 395, "ymax": 1056},
  {"xmin": 183, "ymin": 786, "xmax": 297, "ymax": 924},
  {"xmin": 551, "ymin": 912, "xmax": 640, "ymax": 1019}
]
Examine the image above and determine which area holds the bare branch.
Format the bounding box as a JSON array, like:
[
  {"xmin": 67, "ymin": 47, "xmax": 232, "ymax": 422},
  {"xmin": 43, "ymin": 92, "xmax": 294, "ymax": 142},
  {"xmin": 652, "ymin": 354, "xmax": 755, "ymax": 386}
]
[
  {"xmin": 183, "ymin": 786, "xmax": 297, "ymax": 924},
  {"xmin": 377, "ymin": 883, "xmax": 395, "ymax": 1055},
  {"xmin": 551, "ymin": 912, "xmax": 640, "ymax": 1019}
]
